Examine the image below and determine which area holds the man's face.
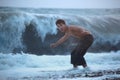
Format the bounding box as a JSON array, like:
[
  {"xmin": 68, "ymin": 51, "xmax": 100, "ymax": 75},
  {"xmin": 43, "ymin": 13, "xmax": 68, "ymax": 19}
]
[{"xmin": 56, "ymin": 23, "xmax": 66, "ymax": 32}]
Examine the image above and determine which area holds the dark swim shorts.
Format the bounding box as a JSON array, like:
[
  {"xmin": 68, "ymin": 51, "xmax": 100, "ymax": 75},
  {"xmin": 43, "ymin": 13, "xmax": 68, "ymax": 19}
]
[{"xmin": 71, "ymin": 34, "xmax": 94, "ymax": 65}]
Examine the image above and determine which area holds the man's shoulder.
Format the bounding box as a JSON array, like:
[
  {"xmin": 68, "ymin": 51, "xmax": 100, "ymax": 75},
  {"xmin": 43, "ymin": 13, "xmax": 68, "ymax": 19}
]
[
  {"xmin": 69, "ymin": 25, "xmax": 83, "ymax": 28},
  {"xmin": 69, "ymin": 25, "xmax": 82, "ymax": 30}
]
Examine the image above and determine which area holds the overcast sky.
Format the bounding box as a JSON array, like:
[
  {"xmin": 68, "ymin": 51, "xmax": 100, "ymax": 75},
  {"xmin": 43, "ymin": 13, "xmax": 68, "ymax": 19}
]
[{"xmin": 0, "ymin": 0, "xmax": 120, "ymax": 8}]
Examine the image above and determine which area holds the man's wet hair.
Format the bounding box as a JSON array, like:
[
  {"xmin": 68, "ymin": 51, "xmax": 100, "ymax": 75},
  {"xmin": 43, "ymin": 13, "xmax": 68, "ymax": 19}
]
[{"xmin": 56, "ymin": 19, "xmax": 66, "ymax": 25}]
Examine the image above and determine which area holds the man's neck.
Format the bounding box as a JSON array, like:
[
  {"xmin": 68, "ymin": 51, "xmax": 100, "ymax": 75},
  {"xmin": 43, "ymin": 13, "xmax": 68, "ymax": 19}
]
[{"xmin": 64, "ymin": 25, "xmax": 69, "ymax": 33}]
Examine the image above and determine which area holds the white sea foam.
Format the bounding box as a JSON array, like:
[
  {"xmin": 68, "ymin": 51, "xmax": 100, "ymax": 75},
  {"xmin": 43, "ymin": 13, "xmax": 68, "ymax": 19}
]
[
  {"xmin": 0, "ymin": 51, "xmax": 120, "ymax": 80},
  {"xmin": 0, "ymin": 51, "xmax": 120, "ymax": 70},
  {"xmin": 0, "ymin": 9, "xmax": 120, "ymax": 53}
]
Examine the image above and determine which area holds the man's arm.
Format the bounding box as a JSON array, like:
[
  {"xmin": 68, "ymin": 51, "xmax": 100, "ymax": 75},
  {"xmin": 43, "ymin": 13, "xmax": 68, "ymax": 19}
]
[{"xmin": 50, "ymin": 33, "xmax": 70, "ymax": 48}]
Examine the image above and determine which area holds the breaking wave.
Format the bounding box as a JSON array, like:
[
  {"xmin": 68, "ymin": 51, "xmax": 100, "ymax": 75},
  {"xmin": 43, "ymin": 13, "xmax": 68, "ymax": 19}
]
[{"xmin": 0, "ymin": 7, "xmax": 120, "ymax": 54}]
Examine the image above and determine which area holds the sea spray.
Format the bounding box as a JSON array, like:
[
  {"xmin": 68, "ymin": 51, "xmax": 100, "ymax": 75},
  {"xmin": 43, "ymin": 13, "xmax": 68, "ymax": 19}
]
[{"xmin": 0, "ymin": 7, "xmax": 120, "ymax": 54}]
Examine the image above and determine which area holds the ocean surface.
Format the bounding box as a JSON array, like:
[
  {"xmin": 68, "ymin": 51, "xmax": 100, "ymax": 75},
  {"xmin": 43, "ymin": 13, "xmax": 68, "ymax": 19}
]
[
  {"xmin": 0, "ymin": 51, "xmax": 120, "ymax": 80},
  {"xmin": 0, "ymin": 7, "xmax": 120, "ymax": 54},
  {"xmin": 0, "ymin": 7, "xmax": 120, "ymax": 80}
]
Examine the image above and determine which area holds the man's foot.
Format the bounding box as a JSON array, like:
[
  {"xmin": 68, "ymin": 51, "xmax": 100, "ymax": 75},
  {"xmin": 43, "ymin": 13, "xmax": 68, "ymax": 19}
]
[
  {"xmin": 73, "ymin": 64, "xmax": 78, "ymax": 68},
  {"xmin": 82, "ymin": 64, "xmax": 87, "ymax": 68},
  {"xmin": 83, "ymin": 66, "xmax": 91, "ymax": 73},
  {"xmin": 67, "ymin": 67, "xmax": 79, "ymax": 71}
]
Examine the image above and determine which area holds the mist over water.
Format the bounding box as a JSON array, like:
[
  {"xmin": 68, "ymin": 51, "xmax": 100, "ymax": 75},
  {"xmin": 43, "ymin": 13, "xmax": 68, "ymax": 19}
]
[{"xmin": 0, "ymin": 7, "xmax": 120, "ymax": 54}]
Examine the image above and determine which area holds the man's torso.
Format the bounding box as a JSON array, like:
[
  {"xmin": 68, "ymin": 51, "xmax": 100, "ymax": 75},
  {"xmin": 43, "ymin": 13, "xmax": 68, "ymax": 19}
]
[{"xmin": 67, "ymin": 25, "xmax": 91, "ymax": 39}]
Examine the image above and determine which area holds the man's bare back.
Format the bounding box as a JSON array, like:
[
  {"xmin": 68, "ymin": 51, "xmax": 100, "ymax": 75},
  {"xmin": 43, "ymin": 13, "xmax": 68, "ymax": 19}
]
[{"xmin": 67, "ymin": 25, "xmax": 91, "ymax": 39}]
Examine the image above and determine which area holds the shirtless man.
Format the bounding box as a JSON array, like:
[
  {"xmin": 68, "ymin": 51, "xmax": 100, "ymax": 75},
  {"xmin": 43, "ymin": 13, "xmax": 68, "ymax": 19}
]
[{"xmin": 50, "ymin": 19, "xmax": 94, "ymax": 69}]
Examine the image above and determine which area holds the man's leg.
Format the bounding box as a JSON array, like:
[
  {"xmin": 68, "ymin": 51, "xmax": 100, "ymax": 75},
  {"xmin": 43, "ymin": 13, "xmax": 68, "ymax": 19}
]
[{"xmin": 71, "ymin": 49, "xmax": 78, "ymax": 68}]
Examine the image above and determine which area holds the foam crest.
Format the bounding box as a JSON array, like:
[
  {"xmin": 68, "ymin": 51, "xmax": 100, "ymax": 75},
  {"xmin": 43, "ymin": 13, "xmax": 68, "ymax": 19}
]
[{"xmin": 0, "ymin": 8, "xmax": 120, "ymax": 53}]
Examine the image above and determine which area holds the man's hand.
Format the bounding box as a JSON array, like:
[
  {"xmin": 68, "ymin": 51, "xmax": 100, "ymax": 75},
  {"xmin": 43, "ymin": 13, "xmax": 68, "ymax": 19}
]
[{"xmin": 50, "ymin": 43, "xmax": 57, "ymax": 48}]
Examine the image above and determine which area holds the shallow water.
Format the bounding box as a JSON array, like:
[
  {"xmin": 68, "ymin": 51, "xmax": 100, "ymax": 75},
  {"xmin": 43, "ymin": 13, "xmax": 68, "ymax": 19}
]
[{"xmin": 0, "ymin": 51, "xmax": 120, "ymax": 80}]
